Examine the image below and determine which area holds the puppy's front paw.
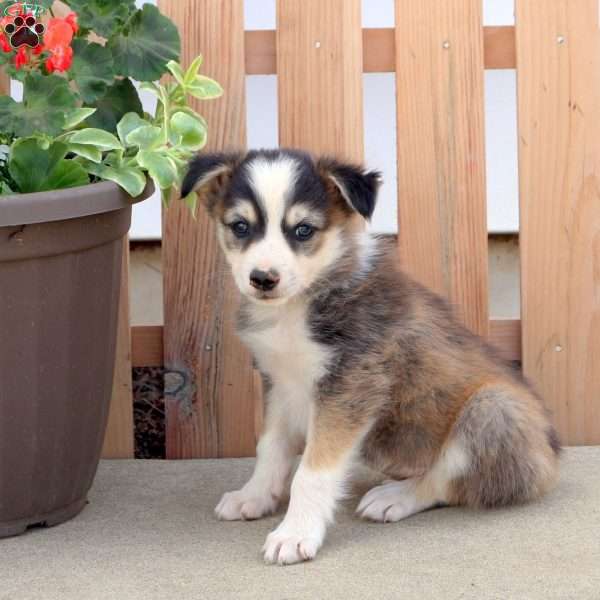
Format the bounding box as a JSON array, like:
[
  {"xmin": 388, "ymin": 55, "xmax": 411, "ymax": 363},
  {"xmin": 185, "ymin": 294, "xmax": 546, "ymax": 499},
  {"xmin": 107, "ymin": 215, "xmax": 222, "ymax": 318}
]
[
  {"xmin": 262, "ymin": 527, "xmax": 322, "ymax": 565},
  {"xmin": 215, "ymin": 489, "xmax": 279, "ymax": 521}
]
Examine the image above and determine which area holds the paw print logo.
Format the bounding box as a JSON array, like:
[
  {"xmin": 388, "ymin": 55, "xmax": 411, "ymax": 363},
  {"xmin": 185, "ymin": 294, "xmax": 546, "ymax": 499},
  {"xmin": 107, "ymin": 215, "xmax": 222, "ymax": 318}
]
[{"xmin": 3, "ymin": 14, "xmax": 45, "ymax": 49}]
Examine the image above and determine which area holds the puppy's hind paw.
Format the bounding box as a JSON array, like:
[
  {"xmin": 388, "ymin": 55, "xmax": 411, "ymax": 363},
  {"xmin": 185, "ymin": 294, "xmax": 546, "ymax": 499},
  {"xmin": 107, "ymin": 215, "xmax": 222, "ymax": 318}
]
[
  {"xmin": 357, "ymin": 479, "xmax": 434, "ymax": 523},
  {"xmin": 215, "ymin": 489, "xmax": 279, "ymax": 521}
]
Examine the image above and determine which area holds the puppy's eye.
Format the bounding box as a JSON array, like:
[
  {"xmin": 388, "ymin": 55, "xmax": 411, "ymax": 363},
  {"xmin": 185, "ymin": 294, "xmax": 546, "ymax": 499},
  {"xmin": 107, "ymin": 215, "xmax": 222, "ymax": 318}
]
[
  {"xmin": 231, "ymin": 220, "xmax": 250, "ymax": 238},
  {"xmin": 295, "ymin": 223, "xmax": 315, "ymax": 241}
]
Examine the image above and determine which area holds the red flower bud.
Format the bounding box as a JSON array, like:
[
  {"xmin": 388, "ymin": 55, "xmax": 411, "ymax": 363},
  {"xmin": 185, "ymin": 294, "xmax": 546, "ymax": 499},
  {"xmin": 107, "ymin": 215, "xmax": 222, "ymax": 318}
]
[
  {"xmin": 0, "ymin": 33, "xmax": 11, "ymax": 53},
  {"xmin": 15, "ymin": 45, "xmax": 28, "ymax": 69}
]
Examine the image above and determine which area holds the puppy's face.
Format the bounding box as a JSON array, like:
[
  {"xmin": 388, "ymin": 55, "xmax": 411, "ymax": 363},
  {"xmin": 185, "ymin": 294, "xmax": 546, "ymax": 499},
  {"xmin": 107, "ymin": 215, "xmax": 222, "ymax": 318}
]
[{"xmin": 181, "ymin": 149, "xmax": 381, "ymax": 305}]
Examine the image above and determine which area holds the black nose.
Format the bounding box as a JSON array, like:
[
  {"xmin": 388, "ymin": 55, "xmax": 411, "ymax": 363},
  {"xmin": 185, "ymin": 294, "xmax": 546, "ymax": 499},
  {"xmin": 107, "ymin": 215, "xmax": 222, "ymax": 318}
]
[{"xmin": 249, "ymin": 269, "xmax": 280, "ymax": 292}]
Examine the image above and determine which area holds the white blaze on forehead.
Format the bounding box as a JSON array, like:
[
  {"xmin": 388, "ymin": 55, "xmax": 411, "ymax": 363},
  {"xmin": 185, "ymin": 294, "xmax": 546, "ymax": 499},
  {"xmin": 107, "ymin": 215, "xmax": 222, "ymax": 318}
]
[{"xmin": 246, "ymin": 156, "xmax": 299, "ymax": 226}]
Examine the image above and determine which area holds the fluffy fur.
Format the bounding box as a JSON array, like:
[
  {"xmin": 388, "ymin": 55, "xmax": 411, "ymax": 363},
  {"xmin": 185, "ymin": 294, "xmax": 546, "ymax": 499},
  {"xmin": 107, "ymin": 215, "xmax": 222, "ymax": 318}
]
[{"xmin": 183, "ymin": 148, "xmax": 560, "ymax": 565}]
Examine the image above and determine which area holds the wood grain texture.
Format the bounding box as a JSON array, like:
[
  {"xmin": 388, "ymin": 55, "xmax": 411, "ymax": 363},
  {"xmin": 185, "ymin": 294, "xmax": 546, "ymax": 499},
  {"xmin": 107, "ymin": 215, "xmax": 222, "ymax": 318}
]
[
  {"xmin": 130, "ymin": 319, "xmax": 523, "ymax": 370},
  {"xmin": 277, "ymin": 0, "xmax": 363, "ymax": 161},
  {"xmin": 102, "ymin": 238, "xmax": 134, "ymax": 459},
  {"xmin": 484, "ymin": 26, "xmax": 516, "ymax": 70},
  {"xmin": 489, "ymin": 319, "xmax": 522, "ymax": 362},
  {"xmin": 516, "ymin": 0, "xmax": 600, "ymax": 444},
  {"xmin": 395, "ymin": 0, "xmax": 489, "ymax": 337},
  {"xmin": 0, "ymin": 68, "xmax": 8, "ymax": 96},
  {"xmin": 245, "ymin": 26, "xmax": 516, "ymax": 74},
  {"xmin": 159, "ymin": 0, "xmax": 255, "ymax": 458},
  {"xmin": 131, "ymin": 326, "xmax": 163, "ymax": 367}
]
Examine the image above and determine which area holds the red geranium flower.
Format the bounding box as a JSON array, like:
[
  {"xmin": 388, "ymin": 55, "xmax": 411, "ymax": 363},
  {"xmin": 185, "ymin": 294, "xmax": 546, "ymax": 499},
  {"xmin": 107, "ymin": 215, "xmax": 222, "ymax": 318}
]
[
  {"xmin": 0, "ymin": 16, "xmax": 12, "ymax": 52},
  {"xmin": 45, "ymin": 44, "xmax": 73, "ymax": 73},
  {"xmin": 65, "ymin": 12, "xmax": 78, "ymax": 34},
  {"xmin": 15, "ymin": 45, "xmax": 28, "ymax": 69},
  {"xmin": 0, "ymin": 34, "xmax": 11, "ymax": 53},
  {"xmin": 43, "ymin": 18, "xmax": 73, "ymax": 48},
  {"xmin": 43, "ymin": 16, "xmax": 76, "ymax": 73}
]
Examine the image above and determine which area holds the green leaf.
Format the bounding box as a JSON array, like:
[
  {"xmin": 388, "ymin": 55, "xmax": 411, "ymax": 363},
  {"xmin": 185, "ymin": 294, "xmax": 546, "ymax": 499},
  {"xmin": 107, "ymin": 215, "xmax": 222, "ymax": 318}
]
[
  {"xmin": 174, "ymin": 106, "xmax": 208, "ymax": 129},
  {"xmin": 126, "ymin": 125, "xmax": 162, "ymax": 150},
  {"xmin": 185, "ymin": 75, "xmax": 223, "ymax": 100},
  {"xmin": 108, "ymin": 4, "xmax": 181, "ymax": 82},
  {"xmin": 8, "ymin": 137, "xmax": 89, "ymax": 193},
  {"xmin": 82, "ymin": 161, "xmax": 147, "ymax": 197},
  {"xmin": 103, "ymin": 149, "xmax": 124, "ymax": 168},
  {"xmin": 183, "ymin": 55, "xmax": 203, "ymax": 85},
  {"xmin": 70, "ymin": 39, "xmax": 115, "ymax": 104},
  {"xmin": 46, "ymin": 160, "xmax": 90, "ymax": 190},
  {"xmin": 161, "ymin": 187, "xmax": 173, "ymax": 207},
  {"xmin": 182, "ymin": 191, "xmax": 198, "ymax": 217},
  {"xmin": 63, "ymin": 0, "xmax": 136, "ymax": 38},
  {"xmin": 170, "ymin": 111, "xmax": 207, "ymax": 150},
  {"xmin": 69, "ymin": 129, "xmax": 123, "ymax": 151},
  {"xmin": 63, "ymin": 108, "xmax": 97, "ymax": 131},
  {"xmin": 85, "ymin": 78, "xmax": 144, "ymax": 134},
  {"xmin": 137, "ymin": 150, "xmax": 178, "ymax": 189},
  {"xmin": 0, "ymin": 181, "xmax": 14, "ymax": 195},
  {"xmin": 166, "ymin": 60, "xmax": 185, "ymax": 85},
  {"xmin": 117, "ymin": 112, "xmax": 150, "ymax": 146},
  {"xmin": 68, "ymin": 143, "xmax": 103, "ymax": 163},
  {"xmin": 0, "ymin": 73, "xmax": 77, "ymax": 137}
]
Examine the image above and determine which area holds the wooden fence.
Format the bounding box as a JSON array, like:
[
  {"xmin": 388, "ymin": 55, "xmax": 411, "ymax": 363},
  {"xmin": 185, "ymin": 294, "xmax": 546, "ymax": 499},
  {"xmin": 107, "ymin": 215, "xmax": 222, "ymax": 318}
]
[{"xmin": 3, "ymin": 1, "xmax": 598, "ymax": 457}]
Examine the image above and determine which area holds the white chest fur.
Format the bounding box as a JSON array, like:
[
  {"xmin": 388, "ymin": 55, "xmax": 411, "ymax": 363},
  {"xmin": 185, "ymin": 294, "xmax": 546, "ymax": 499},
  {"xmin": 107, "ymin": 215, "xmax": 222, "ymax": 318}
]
[{"xmin": 239, "ymin": 299, "xmax": 332, "ymax": 438}]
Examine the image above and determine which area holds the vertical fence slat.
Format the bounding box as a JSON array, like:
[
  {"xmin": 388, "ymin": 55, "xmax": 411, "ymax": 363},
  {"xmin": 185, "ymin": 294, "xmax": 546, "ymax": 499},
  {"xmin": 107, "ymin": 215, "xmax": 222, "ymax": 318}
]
[
  {"xmin": 102, "ymin": 238, "xmax": 134, "ymax": 458},
  {"xmin": 394, "ymin": 1, "xmax": 489, "ymax": 336},
  {"xmin": 0, "ymin": 70, "xmax": 8, "ymax": 97},
  {"xmin": 159, "ymin": 0, "xmax": 255, "ymax": 458},
  {"xmin": 277, "ymin": 0, "xmax": 363, "ymax": 161},
  {"xmin": 516, "ymin": 1, "xmax": 600, "ymax": 444}
]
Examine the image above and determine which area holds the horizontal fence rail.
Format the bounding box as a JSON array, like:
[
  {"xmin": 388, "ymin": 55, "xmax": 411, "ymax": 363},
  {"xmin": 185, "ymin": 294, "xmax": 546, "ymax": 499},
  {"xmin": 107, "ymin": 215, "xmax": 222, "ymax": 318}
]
[
  {"xmin": 245, "ymin": 26, "xmax": 516, "ymax": 74},
  {"xmin": 130, "ymin": 321, "xmax": 523, "ymax": 369}
]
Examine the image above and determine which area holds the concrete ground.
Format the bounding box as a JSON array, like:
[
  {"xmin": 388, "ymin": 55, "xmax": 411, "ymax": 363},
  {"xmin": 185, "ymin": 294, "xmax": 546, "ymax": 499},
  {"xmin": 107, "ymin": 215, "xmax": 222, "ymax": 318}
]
[{"xmin": 3, "ymin": 448, "xmax": 599, "ymax": 600}]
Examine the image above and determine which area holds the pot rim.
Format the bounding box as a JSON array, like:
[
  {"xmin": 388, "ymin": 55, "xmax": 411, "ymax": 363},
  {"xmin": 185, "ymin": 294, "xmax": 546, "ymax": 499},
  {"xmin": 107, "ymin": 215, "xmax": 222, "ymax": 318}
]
[{"xmin": 0, "ymin": 180, "xmax": 155, "ymax": 227}]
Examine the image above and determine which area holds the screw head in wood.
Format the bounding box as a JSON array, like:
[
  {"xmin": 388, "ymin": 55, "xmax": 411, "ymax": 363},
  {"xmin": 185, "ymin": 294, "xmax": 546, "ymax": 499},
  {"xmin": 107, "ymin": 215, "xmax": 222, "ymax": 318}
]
[
  {"xmin": 442, "ymin": 40, "xmax": 450, "ymax": 49},
  {"xmin": 555, "ymin": 345, "xmax": 563, "ymax": 352},
  {"xmin": 557, "ymin": 35, "xmax": 565, "ymax": 45},
  {"xmin": 314, "ymin": 41, "xmax": 321, "ymax": 49}
]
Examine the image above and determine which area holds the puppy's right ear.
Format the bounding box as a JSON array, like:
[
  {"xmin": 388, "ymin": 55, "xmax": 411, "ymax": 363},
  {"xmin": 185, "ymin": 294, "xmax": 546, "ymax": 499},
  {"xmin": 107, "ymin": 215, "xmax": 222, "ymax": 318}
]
[{"xmin": 181, "ymin": 152, "xmax": 242, "ymax": 212}]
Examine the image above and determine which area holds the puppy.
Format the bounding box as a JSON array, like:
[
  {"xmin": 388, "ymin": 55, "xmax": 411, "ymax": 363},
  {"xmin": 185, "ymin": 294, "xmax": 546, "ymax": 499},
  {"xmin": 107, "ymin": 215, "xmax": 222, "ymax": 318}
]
[{"xmin": 181, "ymin": 148, "xmax": 560, "ymax": 566}]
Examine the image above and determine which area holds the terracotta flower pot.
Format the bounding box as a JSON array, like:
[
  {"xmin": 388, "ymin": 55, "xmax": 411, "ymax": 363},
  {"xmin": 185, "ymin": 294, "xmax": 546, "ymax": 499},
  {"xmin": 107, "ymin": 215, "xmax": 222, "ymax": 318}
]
[{"xmin": 0, "ymin": 181, "xmax": 151, "ymax": 537}]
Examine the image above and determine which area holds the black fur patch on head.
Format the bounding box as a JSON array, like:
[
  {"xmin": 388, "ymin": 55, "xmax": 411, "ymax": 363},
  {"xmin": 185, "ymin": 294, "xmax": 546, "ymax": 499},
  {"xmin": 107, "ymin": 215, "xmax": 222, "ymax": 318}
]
[
  {"xmin": 221, "ymin": 165, "xmax": 267, "ymax": 250},
  {"xmin": 317, "ymin": 157, "xmax": 382, "ymax": 220},
  {"xmin": 181, "ymin": 152, "xmax": 241, "ymax": 199},
  {"xmin": 183, "ymin": 149, "xmax": 382, "ymax": 221}
]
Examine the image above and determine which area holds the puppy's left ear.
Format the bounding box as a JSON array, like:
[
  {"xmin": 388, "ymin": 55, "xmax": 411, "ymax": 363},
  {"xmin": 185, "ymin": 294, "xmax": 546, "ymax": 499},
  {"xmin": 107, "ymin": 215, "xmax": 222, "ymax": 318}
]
[
  {"xmin": 318, "ymin": 158, "xmax": 383, "ymax": 220},
  {"xmin": 181, "ymin": 152, "xmax": 242, "ymax": 212}
]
